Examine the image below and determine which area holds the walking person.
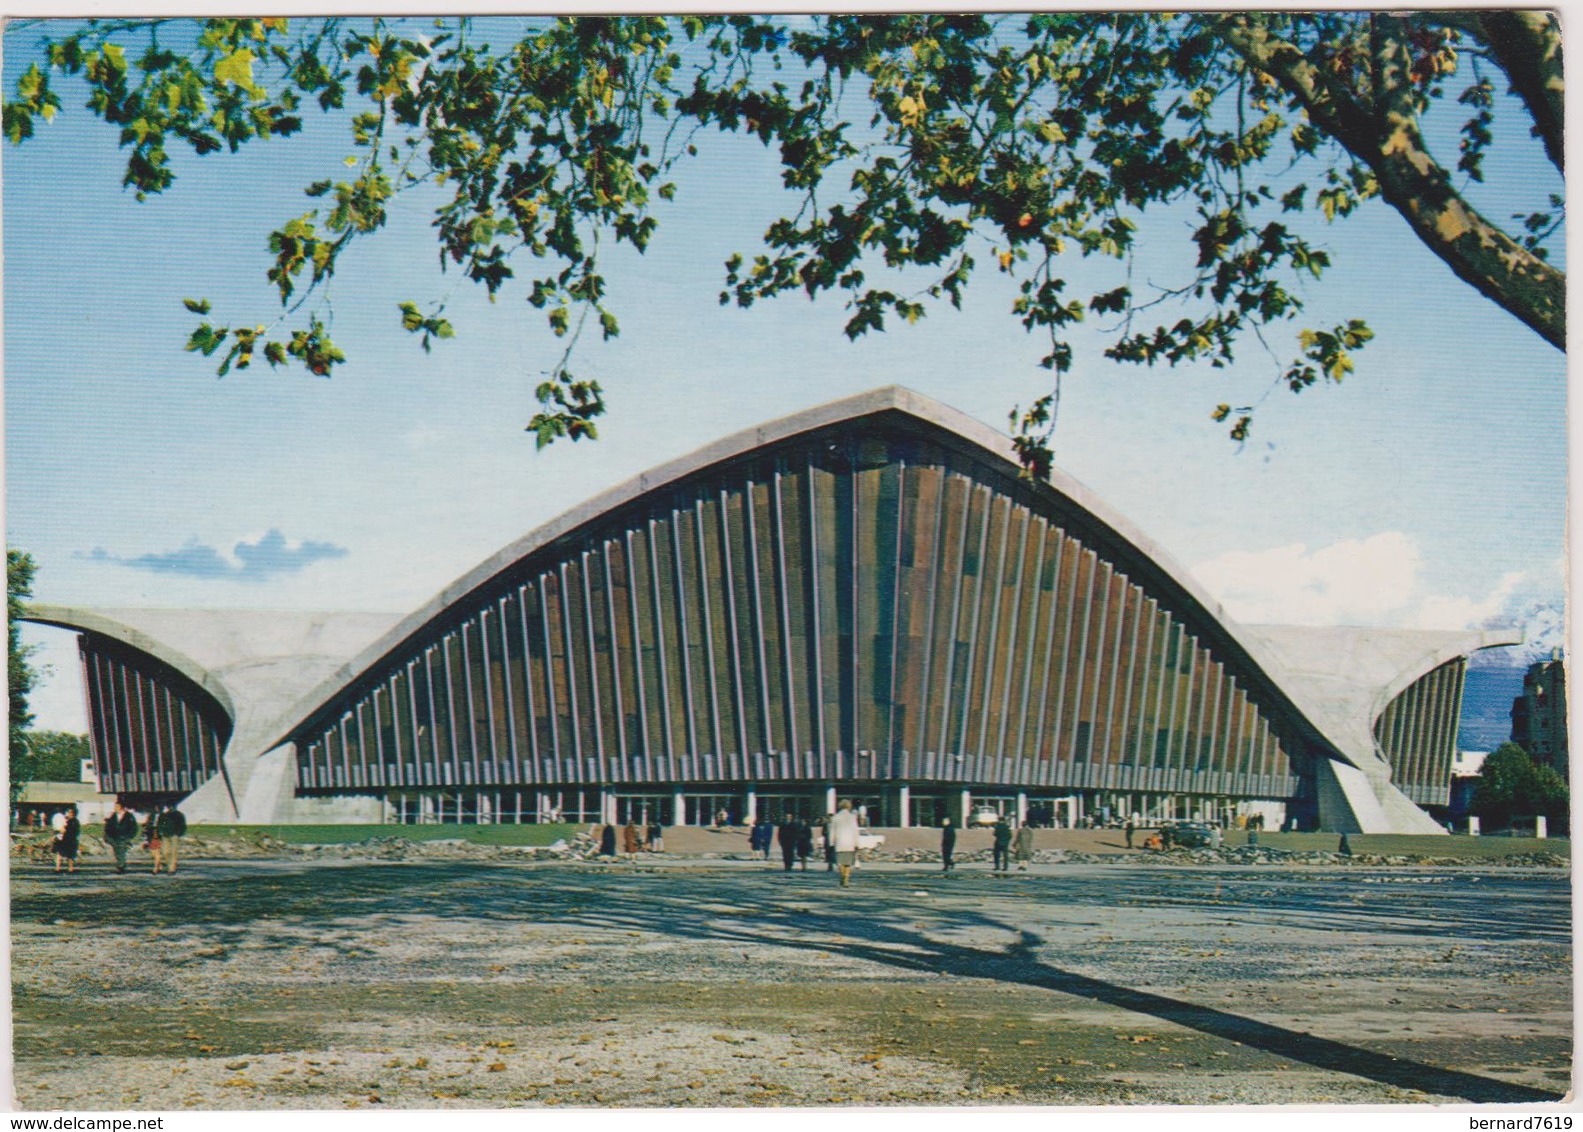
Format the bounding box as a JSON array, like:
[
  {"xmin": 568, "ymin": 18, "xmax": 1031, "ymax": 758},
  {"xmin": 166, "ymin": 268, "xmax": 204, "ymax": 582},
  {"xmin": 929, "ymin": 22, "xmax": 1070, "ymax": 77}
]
[
  {"xmin": 103, "ymin": 801, "xmax": 139, "ymax": 875},
  {"xmin": 821, "ymin": 816, "xmax": 836, "ymax": 871},
  {"xmin": 599, "ymin": 823, "xmax": 618, "ymax": 858},
  {"xmin": 622, "ymin": 820, "xmax": 642, "ymax": 859},
  {"xmin": 829, "ymin": 799, "xmax": 861, "ymax": 888},
  {"xmin": 991, "ymin": 815, "xmax": 1012, "ymax": 873},
  {"xmin": 52, "ymin": 806, "xmax": 80, "ymax": 874},
  {"xmin": 1124, "ymin": 817, "xmax": 1135, "ymax": 849},
  {"xmin": 776, "ymin": 815, "xmax": 799, "ymax": 872},
  {"xmin": 156, "ymin": 802, "xmax": 187, "ymax": 873},
  {"xmin": 750, "ymin": 816, "xmax": 771, "ymax": 859},
  {"xmin": 142, "ymin": 805, "xmax": 166, "ymax": 874},
  {"xmin": 648, "ymin": 820, "xmax": 664, "ymax": 852},
  {"xmin": 1014, "ymin": 821, "xmax": 1035, "ymax": 871},
  {"xmin": 940, "ymin": 817, "xmax": 956, "ymax": 873},
  {"xmin": 795, "ymin": 818, "xmax": 813, "ymax": 871}
]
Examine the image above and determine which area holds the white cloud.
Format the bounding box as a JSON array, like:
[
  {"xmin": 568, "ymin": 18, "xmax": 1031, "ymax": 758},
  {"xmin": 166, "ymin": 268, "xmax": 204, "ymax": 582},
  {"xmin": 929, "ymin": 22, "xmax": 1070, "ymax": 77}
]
[
  {"xmin": 1192, "ymin": 532, "xmax": 1551, "ymax": 638},
  {"xmin": 1415, "ymin": 571, "xmax": 1523, "ymax": 630},
  {"xmin": 1191, "ymin": 532, "xmax": 1423, "ymax": 625}
]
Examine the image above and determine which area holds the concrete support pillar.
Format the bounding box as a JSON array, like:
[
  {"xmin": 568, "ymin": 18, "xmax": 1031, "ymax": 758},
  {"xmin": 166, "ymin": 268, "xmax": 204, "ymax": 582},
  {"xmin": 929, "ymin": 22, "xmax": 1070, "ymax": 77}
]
[
  {"xmin": 1536, "ymin": 816, "xmax": 1547, "ymax": 839},
  {"xmin": 960, "ymin": 789, "xmax": 972, "ymax": 827},
  {"xmin": 1015, "ymin": 792, "xmax": 1027, "ymax": 825},
  {"xmin": 825, "ymin": 785, "xmax": 837, "ymax": 816},
  {"xmin": 745, "ymin": 788, "xmax": 757, "ymax": 825},
  {"xmin": 421, "ymin": 794, "xmax": 435, "ymax": 823},
  {"xmin": 600, "ymin": 790, "xmax": 616, "ymax": 824},
  {"xmin": 896, "ymin": 784, "xmax": 911, "ymax": 828},
  {"xmin": 1469, "ymin": 816, "xmax": 1480, "ymax": 836},
  {"xmin": 673, "ymin": 791, "xmax": 686, "ymax": 826}
]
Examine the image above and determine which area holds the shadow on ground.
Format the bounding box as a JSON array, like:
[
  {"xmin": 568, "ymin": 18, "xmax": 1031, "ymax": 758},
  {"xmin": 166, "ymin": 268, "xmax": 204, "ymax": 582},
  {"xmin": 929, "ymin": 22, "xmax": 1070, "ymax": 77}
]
[{"xmin": 13, "ymin": 861, "xmax": 1570, "ymax": 1104}]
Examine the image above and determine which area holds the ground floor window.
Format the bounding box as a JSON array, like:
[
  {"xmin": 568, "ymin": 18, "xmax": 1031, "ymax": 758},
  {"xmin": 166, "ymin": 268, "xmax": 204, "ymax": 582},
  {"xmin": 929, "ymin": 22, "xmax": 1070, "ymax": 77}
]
[{"xmin": 335, "ymin": 783, "xmax": 1293, "ymax": 829}]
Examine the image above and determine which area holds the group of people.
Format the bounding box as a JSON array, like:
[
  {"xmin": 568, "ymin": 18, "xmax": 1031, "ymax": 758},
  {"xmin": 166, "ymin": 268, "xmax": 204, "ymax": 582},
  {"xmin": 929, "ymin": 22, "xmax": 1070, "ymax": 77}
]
[
  {"xmin": 596, "ymin": 819, "xmax": 664, "ymax": 859},
  {"xmin": 939, "ymin": 814, "xmax": 1036, "ymax": 873},
  {"xmin": 988, "ymin": 815, "xmax": 1037, "ymax": 873},
  {"xmin": 746, "ymin": 802, "xmax": 866, "ymax": 885},
  {"xmin": 44, "ymin": 799, "xmax": 186, "ymax": 875},
  {"xmin": 749, "ymin": 814, "xmax": 815, "ymax": 872}
]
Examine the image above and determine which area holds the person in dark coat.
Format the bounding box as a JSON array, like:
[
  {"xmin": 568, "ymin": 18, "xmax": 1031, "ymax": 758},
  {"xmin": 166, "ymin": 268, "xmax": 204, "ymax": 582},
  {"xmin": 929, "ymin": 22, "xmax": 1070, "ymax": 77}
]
[
  {"xmin": 599, "ymin": 823, "xmax": 618, "ymax": 857},
  {"xmin": 776, "ymin": 816, "xmax": 798, "ymax": 872},
  {"xmin": 821, "ymin": 816, "xmax": 836, "ymax": 871},
  {"xmin": 156, "ymin": 803, "xmax": 187, "ymax": 873},
  {"xmin": 991, "ymin": 816, "xmax": 1012, "ymax": 873},
  {"xmin": 647, "ymin": 820, "xmax": 664, "ymax": 852},
  {"xmin": 751, "ymin": 816, "xmax": 774, "ymax": 858},
  {"xmin": 940, "ymin": 817, "xmax": 956, "ymax": 872},
  {"xmin": 104, "ymin": 801, "xmax": 139, "ymax": 874},
  {"xmin": 795, "ymin": 820, "xmax": 814, "ymax": 871},
  {"xmin": 53, "ymin": 806, "xmax": 80, "ymax": 874}
]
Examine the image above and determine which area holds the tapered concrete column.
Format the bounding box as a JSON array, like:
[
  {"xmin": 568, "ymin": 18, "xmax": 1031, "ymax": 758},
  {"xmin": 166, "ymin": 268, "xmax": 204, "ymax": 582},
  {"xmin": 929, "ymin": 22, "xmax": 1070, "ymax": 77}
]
[
  {"xmin": 601, "ymin": 790, "xmax": 616, "ymax": 824},
  {"xmin": 825, "ymin": 785, "xmax": 837, "ymax": 815},
  {"xmin": 960, "ymin": 789, "xmax": 972, "ymax": 826},
  {"xmin": 1016, "ymin": 792, "xmax": 1027, "ymax": 825},
  {"xmin": 745, "ymin": 788, "xmax": 757, "ymax": 824},
  {"xmin": 673, "ymin": 791, "xmax": 686, "ymax": 826},
  {"xmin": 896, "ymin": 784, "xmax": 911, "ymax": 827}
]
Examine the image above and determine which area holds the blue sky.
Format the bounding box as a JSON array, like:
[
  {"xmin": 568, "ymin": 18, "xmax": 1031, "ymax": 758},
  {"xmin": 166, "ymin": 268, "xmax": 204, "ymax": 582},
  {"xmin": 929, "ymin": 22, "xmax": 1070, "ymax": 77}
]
[{"xmin": 5, "ymin": 15, "xmax": 1568, "ymax": 740}]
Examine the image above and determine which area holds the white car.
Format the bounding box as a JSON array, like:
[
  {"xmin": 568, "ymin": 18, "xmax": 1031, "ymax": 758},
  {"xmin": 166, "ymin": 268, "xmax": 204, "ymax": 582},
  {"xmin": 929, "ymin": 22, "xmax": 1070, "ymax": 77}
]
[{"xmin": 968, "ymin": 805, "xmax": 1002, "ymax": 827}]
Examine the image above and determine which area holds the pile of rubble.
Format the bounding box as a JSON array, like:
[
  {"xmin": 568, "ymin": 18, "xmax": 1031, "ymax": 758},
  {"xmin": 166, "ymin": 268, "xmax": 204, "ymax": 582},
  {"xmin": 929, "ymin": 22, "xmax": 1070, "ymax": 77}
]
[
  {"xmin": 13, "ymin": 830, "xmax": 1568, "ymax": 869},
  {"xmin": 281, "ymin": 833, "xmax": 609, "ymax": 862},
  {"xmin": 863, "ymin": 842, "xmax": 1570, "ymax": 869}
]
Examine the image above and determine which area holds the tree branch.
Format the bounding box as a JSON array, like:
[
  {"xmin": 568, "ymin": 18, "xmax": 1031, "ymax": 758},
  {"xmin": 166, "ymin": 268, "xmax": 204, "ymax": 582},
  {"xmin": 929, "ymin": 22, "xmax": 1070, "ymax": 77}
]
[
  {"xmin": 1215, "ymin": 14, "xmax": 1565, "ymax": 352},
  {"xmin": 1433, "ymin": 9, "xmax": 1563, "ymax": 172}
]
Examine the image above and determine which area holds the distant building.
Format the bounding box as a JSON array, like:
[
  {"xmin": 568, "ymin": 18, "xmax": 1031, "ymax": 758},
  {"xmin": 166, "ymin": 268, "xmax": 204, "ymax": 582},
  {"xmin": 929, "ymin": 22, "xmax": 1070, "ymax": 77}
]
[
  {"xmin": 1511, "ymin": 651, "xmax": 1567, "ymax": 779},
  {"xmin": 1446, "ymin": 750, "xmax": 1490, "ymax": 825}
]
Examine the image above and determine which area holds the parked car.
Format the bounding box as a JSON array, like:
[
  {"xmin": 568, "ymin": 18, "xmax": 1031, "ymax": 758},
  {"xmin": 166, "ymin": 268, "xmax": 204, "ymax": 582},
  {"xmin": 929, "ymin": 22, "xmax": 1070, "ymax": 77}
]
[
  {"xmin": 968, "ymin": 805, "xmax": 1002, "ymax": 827},
  {"xmin": 1169, "ymin": 821, "xmax": 1222, "ymax": 849}
]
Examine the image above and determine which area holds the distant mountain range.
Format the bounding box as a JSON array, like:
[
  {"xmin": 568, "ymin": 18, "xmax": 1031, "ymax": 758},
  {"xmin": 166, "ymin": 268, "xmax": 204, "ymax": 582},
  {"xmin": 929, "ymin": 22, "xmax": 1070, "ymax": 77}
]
[{"xmin": 1458, "ymin": 663, "xmax": 1526, "ymax": 752}]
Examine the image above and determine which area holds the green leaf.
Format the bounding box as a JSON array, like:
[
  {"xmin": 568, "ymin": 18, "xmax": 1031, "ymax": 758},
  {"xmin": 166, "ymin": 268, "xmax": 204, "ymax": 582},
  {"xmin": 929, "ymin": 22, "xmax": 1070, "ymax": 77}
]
[{"xmin": 182, "ymin": 297, "xmax": 212, "ymax": 315}]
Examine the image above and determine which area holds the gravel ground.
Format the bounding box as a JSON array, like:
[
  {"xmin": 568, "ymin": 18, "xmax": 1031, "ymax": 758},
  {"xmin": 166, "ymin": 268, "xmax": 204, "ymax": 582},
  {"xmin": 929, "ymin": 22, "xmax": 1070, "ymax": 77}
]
[{"xmin": 10, "ymin": 856, "xmax": 1573, "ymax": 1109}]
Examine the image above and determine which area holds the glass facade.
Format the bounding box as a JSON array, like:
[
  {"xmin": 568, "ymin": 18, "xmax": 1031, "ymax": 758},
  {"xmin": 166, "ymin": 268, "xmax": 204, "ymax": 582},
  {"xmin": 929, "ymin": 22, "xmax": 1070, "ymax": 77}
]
[
  {"xmin": 1373, "ymin": 658, "xmax": 1466, "ymax": 806},
  {"xmin": 78, "ymin": 632, "xmax": 230, "ymax": 795}
]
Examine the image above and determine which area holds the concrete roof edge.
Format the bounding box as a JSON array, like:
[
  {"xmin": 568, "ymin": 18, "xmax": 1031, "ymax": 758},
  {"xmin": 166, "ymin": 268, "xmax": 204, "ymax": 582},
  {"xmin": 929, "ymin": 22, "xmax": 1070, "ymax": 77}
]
[
  {"xmin": 273, "ymin": 386, "xmax": 1023, "ymax": 739},
  {"xmin": 21, "ymin": 604, "xmax": 237, "ymax": 722},
  {"xmin": 273, "ymin": 385, "xmax": 1361, "ymax": 766},
  {"xmin": 1367, "ymin": 626, "xmax": 1526, "ymax": 726}
]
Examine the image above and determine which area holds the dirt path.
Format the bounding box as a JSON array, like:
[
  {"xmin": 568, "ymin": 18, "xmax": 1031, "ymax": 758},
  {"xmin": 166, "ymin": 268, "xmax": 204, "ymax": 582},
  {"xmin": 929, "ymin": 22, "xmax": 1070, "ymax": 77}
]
[{"xmin": 11, "ymin": 859, "xmax": 1572, "ymax": 1108}]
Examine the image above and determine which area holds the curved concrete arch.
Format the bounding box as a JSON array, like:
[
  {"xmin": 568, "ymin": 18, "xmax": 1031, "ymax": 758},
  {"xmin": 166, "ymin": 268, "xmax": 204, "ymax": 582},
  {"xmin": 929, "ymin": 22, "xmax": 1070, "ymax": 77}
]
[
  {"xmin": 279, "ymin": 386, "xmax": 1357, "ymax": 775},
  {"xmin": 23, "ymin": 604, "xmax": 238, "ymax": 723},
  {"xmin": 1367, "ymin": 629, "xmax": 1523, "ymax": 730}
]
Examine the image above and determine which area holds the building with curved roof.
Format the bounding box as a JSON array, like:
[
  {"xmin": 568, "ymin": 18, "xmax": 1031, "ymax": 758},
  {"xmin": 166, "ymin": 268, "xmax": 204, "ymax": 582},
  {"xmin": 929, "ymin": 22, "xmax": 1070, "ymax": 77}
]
[{"xmin": 25, "ymin": 387, "xmax": 1517, "ymax": 833}]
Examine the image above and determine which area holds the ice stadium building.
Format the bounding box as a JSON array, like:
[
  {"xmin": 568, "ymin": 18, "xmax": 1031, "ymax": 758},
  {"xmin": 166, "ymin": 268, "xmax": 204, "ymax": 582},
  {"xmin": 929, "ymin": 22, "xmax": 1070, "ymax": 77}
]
[{"xmin": 25, "ymin": 387, "xmax": 1516, "ymax": 833}]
